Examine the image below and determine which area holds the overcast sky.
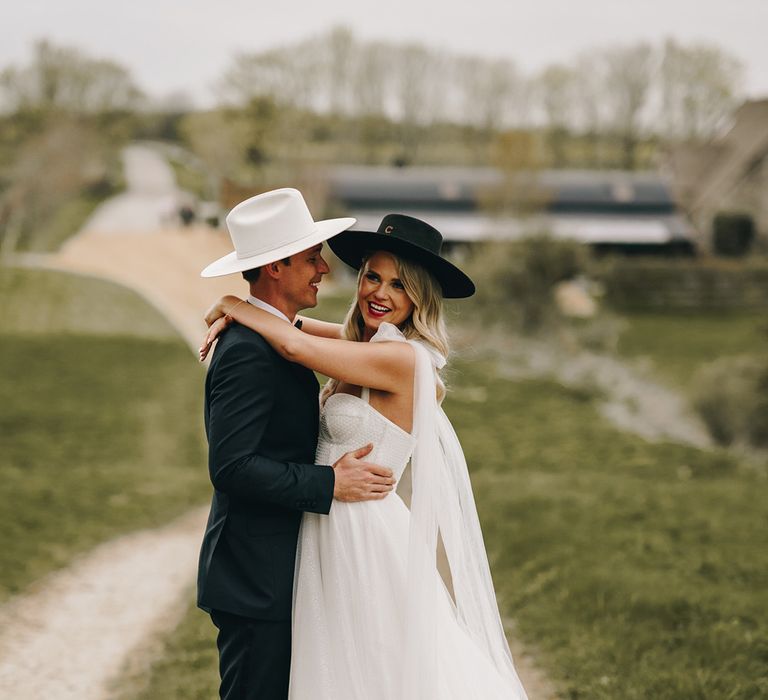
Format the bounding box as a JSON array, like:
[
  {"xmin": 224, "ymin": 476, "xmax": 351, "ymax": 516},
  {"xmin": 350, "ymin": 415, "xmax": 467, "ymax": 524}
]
[{"xmin": 4, "ymin": 0, "xmax": 767, "ymax": 106}]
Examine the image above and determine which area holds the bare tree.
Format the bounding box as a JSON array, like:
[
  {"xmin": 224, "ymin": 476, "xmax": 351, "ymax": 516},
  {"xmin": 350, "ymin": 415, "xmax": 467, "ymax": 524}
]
[
  {"xmin": 569, "ymin": 52, "xmax": 607, "ymax": 167},
  {"xmin": 0, "ymin": 40, "xmax": 142, "ymax": 114},
  {"xmin": 350, "ymin": 41, "xmax": 391, "ymax": 162},
  {"xmin": 659, "ymin": 39, "xmax": 743, "ymax": 141},
  {"xmin": 599, "ymin": 42, "xmax": 656, "ymax": 169},
  {"xmin": 457, "ymin": 56, "xmax": 519, "ymax": 131},
  {"xmin": 536, "ymin": 64, "xmax": 577, "ymax": 167},
  {"xmin": 220, "ymin": 40, "xmax": 319, "ymax": 112},
  {"xmin": 322, "ymin": 25, "xmax": 356, "ymax": 116},
  {"xmin": 391, "ymin": 43, "xmax": 443, "ymax": 162},
  {"xmin": 351, "ymin": 41, "xmax": 389, "ymax": 118},
  {"xmin": 0, "ymin": 120, "xmax": 105, "ymax": 254},
  {"xmin": 180, "ymin": 110, "xmax": 253, "ymax": 182}
]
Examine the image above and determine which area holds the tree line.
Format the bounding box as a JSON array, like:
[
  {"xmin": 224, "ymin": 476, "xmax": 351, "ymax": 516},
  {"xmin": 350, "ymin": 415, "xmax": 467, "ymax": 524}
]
[
  {"xmin": 0, "ymin": 31, "xmax": 746, "ymax": 251},
  {"xmin": 217, "ymin": 26, "xmax": 744, "ymax": 168},
  {"xmin": 0, "ymin": 41, "xmax": 143, "ymax": 254}
]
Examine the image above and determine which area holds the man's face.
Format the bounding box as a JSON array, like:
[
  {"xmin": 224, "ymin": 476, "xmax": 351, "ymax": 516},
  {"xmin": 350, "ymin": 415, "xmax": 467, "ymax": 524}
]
[{"xmin": 279, "ymin": 243, "xmax": 330, "ymax": 314}]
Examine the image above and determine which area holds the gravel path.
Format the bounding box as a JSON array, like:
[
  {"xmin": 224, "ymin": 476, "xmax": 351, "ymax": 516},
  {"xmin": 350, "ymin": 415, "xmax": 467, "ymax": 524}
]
[
  {"xmin": 483, "ymin": 331, "xmax": 712, "ymax": 449},
  {"xmin": 0, "ymin": 507, "xmax": 208, "ymax": 699},
  {"xmin": 81, "ymin": 144, "xmax": 188, "ymax": 235},
  {"xmin": 0, "ymin": 145, "xmax": 221, "ymax": 699}
]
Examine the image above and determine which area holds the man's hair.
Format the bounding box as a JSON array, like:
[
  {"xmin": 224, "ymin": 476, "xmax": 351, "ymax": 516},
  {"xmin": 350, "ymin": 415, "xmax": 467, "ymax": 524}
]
[{"xmin": 241, "ymin": 257, "xmax": 291, "ymax": 283}]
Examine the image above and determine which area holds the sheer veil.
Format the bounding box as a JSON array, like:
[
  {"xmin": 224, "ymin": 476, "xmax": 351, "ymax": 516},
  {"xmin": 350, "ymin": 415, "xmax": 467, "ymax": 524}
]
[{"xmin": 371, "ymin": 323, "xmax": 527, "ymax": 699}]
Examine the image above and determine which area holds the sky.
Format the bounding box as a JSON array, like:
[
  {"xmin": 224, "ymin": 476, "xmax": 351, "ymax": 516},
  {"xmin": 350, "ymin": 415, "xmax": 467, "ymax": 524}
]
[{"xmin": 3, "ymin": 0, "xmax": 767, "ymax": 107}]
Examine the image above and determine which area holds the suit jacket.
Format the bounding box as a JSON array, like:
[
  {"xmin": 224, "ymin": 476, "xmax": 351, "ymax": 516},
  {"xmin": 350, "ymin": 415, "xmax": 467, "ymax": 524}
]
[{"xmin": 197, "ymin": 322, "xmax": 335, "ymax": 620}]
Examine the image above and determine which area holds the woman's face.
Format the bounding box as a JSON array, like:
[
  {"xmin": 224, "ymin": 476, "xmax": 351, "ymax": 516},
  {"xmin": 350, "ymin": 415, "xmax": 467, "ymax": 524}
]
[{"xmin": 357, "ymin": 251, "xmax": 415, "ymax": 336}]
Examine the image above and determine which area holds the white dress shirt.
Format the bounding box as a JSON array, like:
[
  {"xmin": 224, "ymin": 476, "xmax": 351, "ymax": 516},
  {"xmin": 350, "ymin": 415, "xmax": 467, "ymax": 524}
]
[{"xmin": 247, "ymin": 295, "xmax": 293, "ymax": 324}]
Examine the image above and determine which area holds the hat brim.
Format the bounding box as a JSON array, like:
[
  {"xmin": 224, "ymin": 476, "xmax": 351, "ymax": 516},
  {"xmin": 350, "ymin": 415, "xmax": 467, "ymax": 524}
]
[
  {"xmin": 201, "ymin": 217, "xmax": 356, "ymax": 278},
  {"xmin": 328, "ymin": 230, "xmax": 475, "ymax": 299}
]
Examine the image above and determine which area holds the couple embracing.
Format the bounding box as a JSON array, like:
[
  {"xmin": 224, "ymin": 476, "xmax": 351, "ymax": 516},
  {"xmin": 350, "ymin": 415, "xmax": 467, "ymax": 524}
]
[{"xmin": 196, "ymin": 188, "xmax": 528, "ymax": 700}]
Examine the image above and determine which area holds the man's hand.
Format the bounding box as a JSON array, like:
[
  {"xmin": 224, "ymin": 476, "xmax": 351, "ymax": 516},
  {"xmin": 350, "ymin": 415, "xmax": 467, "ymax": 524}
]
[{"xmin": 332, "ymin": 444, "xmax": 395, "ymax": 502}]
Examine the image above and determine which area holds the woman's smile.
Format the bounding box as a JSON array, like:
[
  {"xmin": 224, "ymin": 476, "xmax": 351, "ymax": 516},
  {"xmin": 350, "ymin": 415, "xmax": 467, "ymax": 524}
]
[{"xmin": 358, "ymin": 252, "xmax": 415, "ymax": 334}]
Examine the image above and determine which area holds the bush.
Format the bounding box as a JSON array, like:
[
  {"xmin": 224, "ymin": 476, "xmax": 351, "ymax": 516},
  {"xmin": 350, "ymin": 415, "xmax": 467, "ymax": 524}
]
[
  {"xmin": 712, "ymin": 212, "xmax": 755, "ymax": 257},
  {"xmin": 596, "ymin": 257, "xmax": 768, "ymax": 311},
  {"xmin": 464, "ymin": 234, "xmax": 590, "ymax": 332},
  {"xmin": 692, "ymin": 355, "xmax": 768, "ymax": 447}
]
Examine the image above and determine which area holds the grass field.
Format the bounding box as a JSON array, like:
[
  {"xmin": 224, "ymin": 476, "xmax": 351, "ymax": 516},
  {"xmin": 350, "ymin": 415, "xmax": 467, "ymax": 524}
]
[
  {"xmin": 18, "ymin": 193, "xmax": 105, "ymax": 252},
  {"xmin": 119, "ymin": 297, "xmax": 768, "ymax": 699},
  {"xmin": 616, "ymin": 311, "xmax": 768, "ymax": 389},
  {"xmin": 450, "ymin": 359, "xmax": 767, "ymax": 699},
  {"xmin": 122, "ymin": 596, "xmax": 219, "ymax": 700},
  {"xmin": 0, "ymin": 266, "xmax": 180, "ymax": 339},
  {"xmin": 0, "ymin": 266, "xmax": 209, "ymax": 600}
]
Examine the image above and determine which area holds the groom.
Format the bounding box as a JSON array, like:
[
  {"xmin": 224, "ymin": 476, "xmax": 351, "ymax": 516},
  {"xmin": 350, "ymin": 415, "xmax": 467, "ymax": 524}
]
[{"xmin": 197, "ymin": 188, "xmax": 395, "ymax": 700}]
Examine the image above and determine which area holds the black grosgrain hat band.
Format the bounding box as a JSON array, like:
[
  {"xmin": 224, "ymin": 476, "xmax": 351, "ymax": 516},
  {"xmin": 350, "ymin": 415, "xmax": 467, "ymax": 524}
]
[{"xmin": 328, "ymin": 214, "xmax": 476, "ymax": 299}]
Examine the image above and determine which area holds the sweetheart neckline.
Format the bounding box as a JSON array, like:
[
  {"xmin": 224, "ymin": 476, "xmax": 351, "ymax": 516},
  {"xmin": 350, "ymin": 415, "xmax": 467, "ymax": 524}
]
[{"xmin": 324, "ymin": 392, "xmax": 415, "ymax": 439}]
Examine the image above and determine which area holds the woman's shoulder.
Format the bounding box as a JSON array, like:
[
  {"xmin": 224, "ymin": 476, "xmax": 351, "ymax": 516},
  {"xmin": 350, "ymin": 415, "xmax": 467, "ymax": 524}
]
[
  {"xmin": 370, "ymin": 323, "xmax": 446, "ymax": 371},
  {"xmin": 369, "ymin": 322, "xmax": 407, "ymax": 344}
]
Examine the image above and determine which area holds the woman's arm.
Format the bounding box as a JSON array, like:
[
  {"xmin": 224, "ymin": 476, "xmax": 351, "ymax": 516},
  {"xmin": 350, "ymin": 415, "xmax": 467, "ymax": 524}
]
[
  {"xmin": 294, "ymin": 315, "xmax": 343, "ymax": 339},
  {"xmin": 202, "ymin": 295, "xmax": 413, "ymax": 393}
]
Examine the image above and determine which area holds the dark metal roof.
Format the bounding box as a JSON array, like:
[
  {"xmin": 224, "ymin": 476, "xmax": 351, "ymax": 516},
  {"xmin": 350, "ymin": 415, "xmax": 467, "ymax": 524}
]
[{"xmin": 328, "ymin": 166, "xmax": 676, "ymax": 215}]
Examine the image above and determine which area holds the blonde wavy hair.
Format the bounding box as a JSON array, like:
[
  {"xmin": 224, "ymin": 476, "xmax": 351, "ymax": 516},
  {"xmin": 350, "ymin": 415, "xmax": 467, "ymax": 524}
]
[{"xmin": 321, "ymin": 251, "xmax": 450, "ymax": 404}]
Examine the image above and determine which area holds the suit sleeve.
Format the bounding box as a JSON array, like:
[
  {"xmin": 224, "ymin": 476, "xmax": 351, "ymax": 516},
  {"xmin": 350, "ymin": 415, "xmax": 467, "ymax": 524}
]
[{"xmin": 207, "ymin": 337, "xmax": 334, "ymax": 514}]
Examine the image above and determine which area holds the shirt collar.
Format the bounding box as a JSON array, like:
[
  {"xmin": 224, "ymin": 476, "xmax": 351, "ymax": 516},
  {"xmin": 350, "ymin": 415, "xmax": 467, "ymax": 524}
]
[{"xmin": 247, "ymin": 295, "xmax": 292, "ymax": 324}]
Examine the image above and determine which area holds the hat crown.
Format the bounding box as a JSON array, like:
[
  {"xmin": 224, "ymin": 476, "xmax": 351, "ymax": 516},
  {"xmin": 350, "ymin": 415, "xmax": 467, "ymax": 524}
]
[
  {"xmin": 377, "ymin": 214, "xmax": 443, "ymax": 255},
  {"xmin": 226, "ymin": 188, "xmax": 316, "ymax": 260}
]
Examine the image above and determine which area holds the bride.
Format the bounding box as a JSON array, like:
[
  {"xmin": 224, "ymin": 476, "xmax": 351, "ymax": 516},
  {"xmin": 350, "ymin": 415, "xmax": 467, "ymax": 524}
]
[{"xmin": 201, "ymin": 214, "xmax": 528, "ymax": 700}]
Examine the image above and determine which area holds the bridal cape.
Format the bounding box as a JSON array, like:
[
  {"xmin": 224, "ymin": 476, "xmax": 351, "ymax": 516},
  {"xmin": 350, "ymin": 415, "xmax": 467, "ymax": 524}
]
[{"xmin": 289, "ymin": 323, "xmax": 528, "ymax": 699}]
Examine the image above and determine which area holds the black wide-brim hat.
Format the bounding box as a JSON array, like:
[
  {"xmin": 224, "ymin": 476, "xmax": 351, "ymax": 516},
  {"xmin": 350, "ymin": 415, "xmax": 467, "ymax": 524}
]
[{"xmin": 328, "ymin": 214, "xmax": 475, "ymax": 298}]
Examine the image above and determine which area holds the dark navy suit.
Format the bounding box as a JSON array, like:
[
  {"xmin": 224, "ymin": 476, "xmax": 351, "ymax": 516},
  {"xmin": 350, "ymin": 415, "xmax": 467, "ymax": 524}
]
[{"xmin": 198, "ymin": 321, "xmax": 334, "ymax": 699}]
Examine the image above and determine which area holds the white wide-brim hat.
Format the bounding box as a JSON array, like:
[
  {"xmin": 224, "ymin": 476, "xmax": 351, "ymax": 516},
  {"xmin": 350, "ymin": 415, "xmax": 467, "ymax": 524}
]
[{"xmin": 201, "ymin": 188, "xmax": 356, "ymax": 277}]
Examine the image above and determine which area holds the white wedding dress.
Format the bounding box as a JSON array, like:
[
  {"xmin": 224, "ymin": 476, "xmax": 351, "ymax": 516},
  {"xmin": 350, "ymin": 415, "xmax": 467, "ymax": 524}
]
[{"xmin": 289, "ymin": 324, "xmax": 527, "ymax": 700}]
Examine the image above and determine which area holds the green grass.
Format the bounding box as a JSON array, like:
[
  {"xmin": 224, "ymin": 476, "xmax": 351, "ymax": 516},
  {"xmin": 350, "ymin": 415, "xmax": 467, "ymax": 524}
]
[
  {"xmin": 18, "ymin": 193, "xmax": 106, "ymax": 253},
  {"xmin": 449, "ymin": 359, "xmax": 768, "ymax": 699},
  {"xmin": 616, "ymin": 311, "xmax": 768, "ymax": 389},
  {"xmin": 0, "ymin": 267, "xmax": 208, "ymax": 599},
  {"xmin": 121, "ymin": 597, "xmax": 219, "ymax": 700},
  {"xmin": 0, "ymin": 266, "xmax": 179, "ymax": 339}
]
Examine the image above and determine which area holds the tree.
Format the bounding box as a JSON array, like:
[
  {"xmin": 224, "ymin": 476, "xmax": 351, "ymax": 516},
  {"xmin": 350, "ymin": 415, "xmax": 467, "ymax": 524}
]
[
  {"xmin": 659, "ymin": 39, "xmax": 743, "ymax": 141},
  {"xmin": 0, "ymin": 39, "xmax": 142, "ymax": 115},
  {"xmin": 0, "ymin": 41, "xmax": 140, "ymax": 254},
  {"xmin": 537, "ymin": 64, "xmax": 577, "ymax": 167},
  {"xmin": 599, "ymin": 42, "xmax": 656, "ymax": 169},
  {"xmin": 350, "ymin": 41, "xmax": 391, "ymax": 162},
  {"xmin": 220, "ymin": 40, "xmax": 320, "ymax": 112},
  {"xmin": 0, "ymin": 119, "xmax": 109, "ymax": 254},
  {"xmin": 322, "ymin": 25, "xmax": 356, "ymax": 116},
  {"xmin": 351, "ymin": 41, "xmax": 389, "ymax": 119},
  {"xmin": 457, "ymin": 56, "xmax": 519, "ymax": 131},
  {"xmin": 391, "ymin": 43, "xmax": 444, "ymax": 162},
  {"xmin": 570, "ymin": 52, "xmax": 607, "ymax": 167},
  {"xmin": 453, "ymin": 55, "xmax": 521, "ymax": 159}
]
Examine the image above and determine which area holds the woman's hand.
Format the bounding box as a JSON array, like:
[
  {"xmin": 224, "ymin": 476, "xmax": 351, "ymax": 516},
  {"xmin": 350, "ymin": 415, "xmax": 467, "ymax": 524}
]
[
  {"xmin": 204, "ymin": 295, "xmax": 240, "ymax": 327},
  {"xmin": 199, "ymin": 315, "xmax": 232, "ymax": 362}
]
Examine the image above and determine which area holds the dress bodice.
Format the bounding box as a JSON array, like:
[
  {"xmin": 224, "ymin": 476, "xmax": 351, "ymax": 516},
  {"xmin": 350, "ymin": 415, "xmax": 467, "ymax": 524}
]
[{"xmin": 316, "ymin": 389, "xmax": 416, "ymax": 484}]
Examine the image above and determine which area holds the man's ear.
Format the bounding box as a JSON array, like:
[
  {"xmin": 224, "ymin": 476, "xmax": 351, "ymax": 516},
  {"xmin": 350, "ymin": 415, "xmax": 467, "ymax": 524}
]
[{"xmin": 263, "ymin": 261, "xmax": 282, "ymax": 280}]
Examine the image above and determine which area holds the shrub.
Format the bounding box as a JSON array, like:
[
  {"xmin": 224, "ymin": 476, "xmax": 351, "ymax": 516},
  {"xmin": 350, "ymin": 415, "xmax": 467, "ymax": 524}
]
[
  {"xmin": 712, "ymin": 212, "xmax": 755, "ymax": 257},
  {"xmin": 596, "ymin": 257, "xmax": 768, "ymax": 311},
  {"xmin": 464, "ymin": 234, "xmax": 590, "ymax": 332},
  {"xmin": 692, "ymin": 355, "xmax": 768, "ymax": 448}
]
